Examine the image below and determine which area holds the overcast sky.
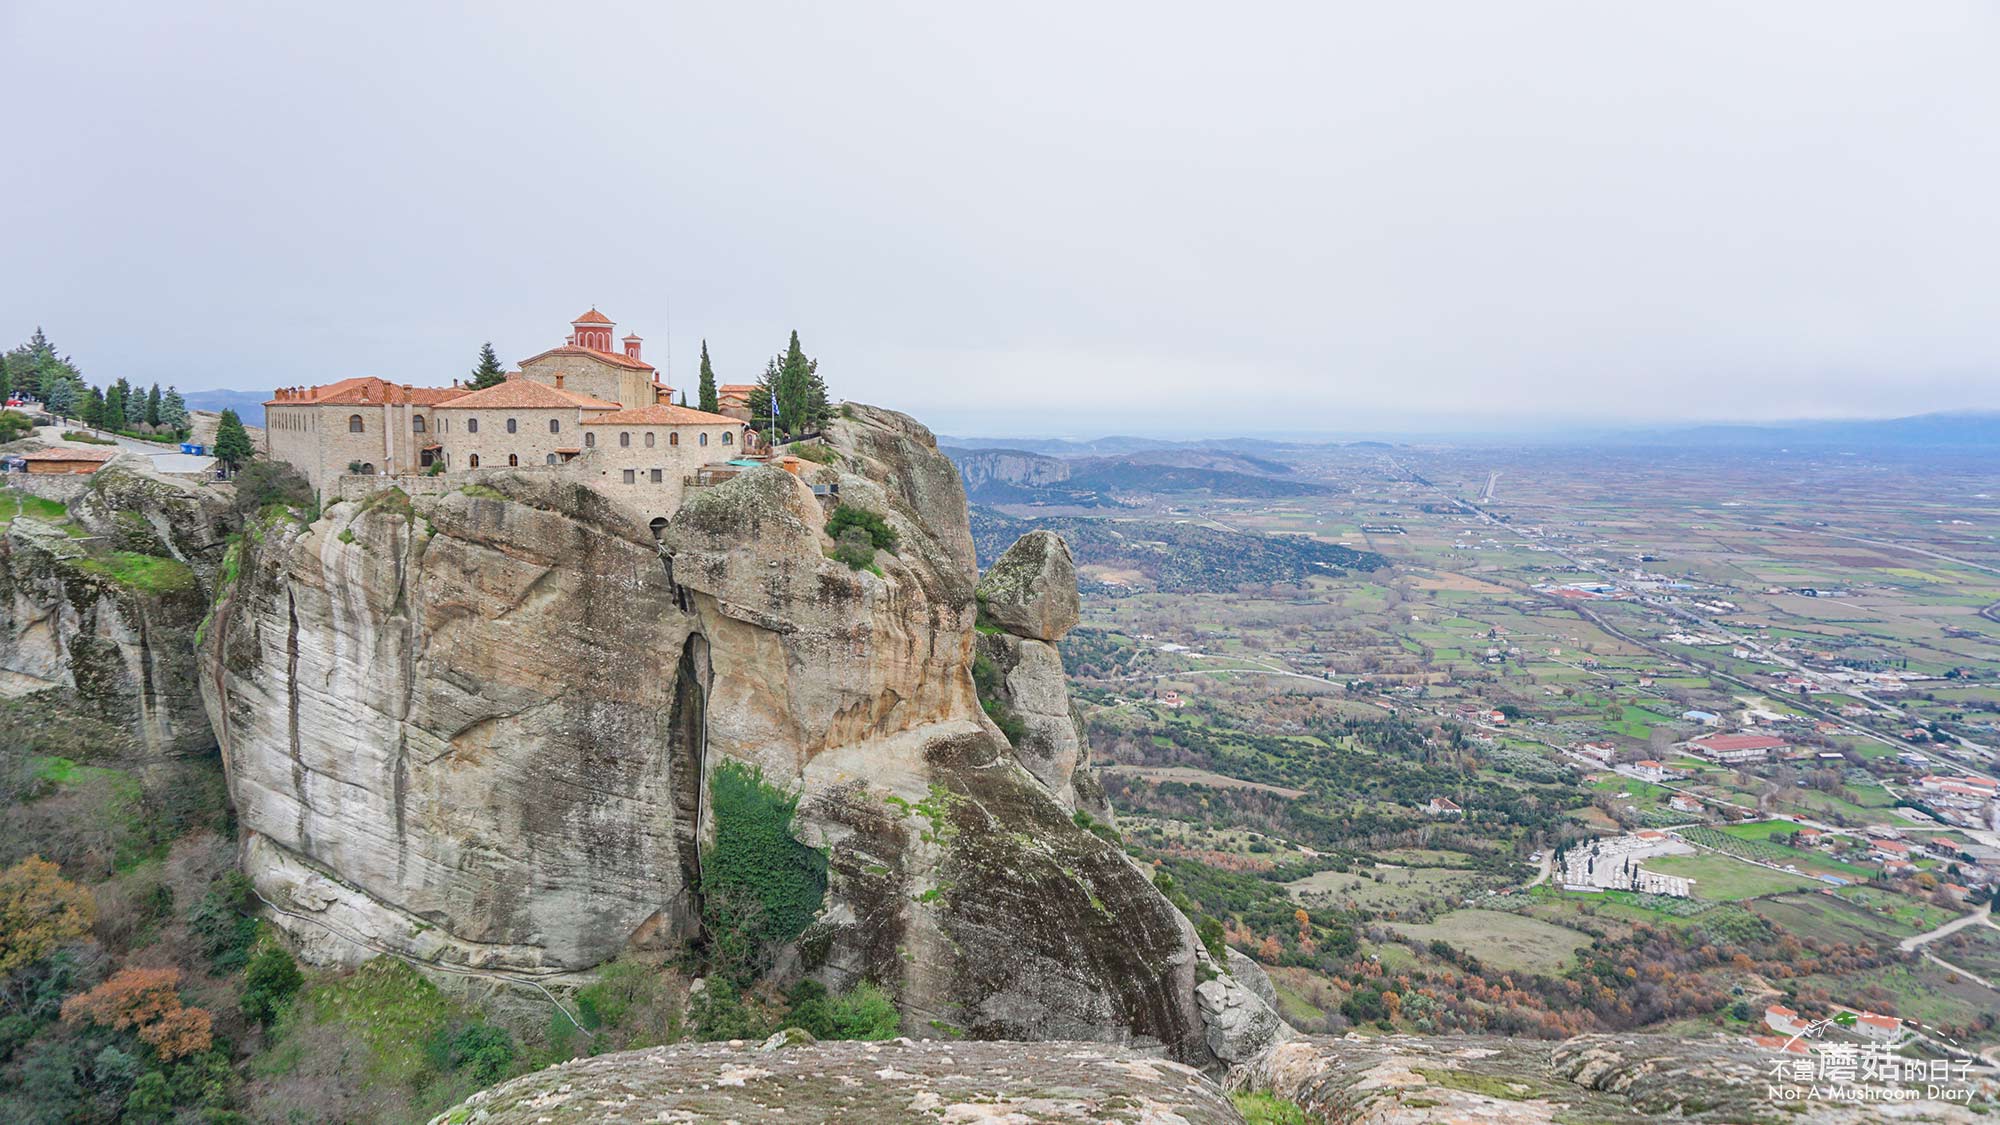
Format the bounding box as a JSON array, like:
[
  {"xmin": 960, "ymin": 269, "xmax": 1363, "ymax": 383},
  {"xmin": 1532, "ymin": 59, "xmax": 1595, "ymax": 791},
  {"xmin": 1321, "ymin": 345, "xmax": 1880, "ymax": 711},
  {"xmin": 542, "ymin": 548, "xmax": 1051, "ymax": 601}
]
[{"xmin": 3, "ymin": 2, "xmax": 1997, "ymax": 436}]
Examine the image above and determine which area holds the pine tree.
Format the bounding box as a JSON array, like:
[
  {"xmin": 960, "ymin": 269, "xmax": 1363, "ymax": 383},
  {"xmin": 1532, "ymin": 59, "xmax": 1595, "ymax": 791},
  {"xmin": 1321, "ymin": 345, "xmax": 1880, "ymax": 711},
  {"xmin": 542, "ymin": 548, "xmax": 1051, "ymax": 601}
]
[
  {"xmin": 159, "ymin": 386, "xmax": 189, "ymax": 433},
  {"xmin": 697, "ymin": 340, "xmax": 718, "ymax": 414},
  {"xmin": 83, "ymin": 386, "xmax": 107, "ymax": 428},
  {"xmin": 213, "ymin": 408, "xmax": 254, "ymax": 471},
  {"xmin": 104, "ymin": 382, "xmax": 127, "ymax": 430},
  {"xmin": 44, "ymin": 376, "xmax": 78, "ymax": 419},
  {"xmin": 145, "ymin": 384, "xmax": 162, "ymax": 427},
  {"xmin": 469, "ymin": 342, "xmax": 506, "ymax": 389}
]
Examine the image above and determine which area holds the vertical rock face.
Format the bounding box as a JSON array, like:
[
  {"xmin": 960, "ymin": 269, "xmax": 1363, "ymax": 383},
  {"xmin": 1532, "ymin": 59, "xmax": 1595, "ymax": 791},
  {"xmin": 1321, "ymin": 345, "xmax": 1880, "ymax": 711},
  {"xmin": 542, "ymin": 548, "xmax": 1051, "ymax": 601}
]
[
  {"xmin": 202, "ymin": 405, "xmax": 1212, "ymax": 1060},
  {"xmin": 0, "ymin": 466, "xmax": 226, "ymax": 758},
  {"xmin": 205, "ymin": 479, "xmax": 693, "ymax": 969}
]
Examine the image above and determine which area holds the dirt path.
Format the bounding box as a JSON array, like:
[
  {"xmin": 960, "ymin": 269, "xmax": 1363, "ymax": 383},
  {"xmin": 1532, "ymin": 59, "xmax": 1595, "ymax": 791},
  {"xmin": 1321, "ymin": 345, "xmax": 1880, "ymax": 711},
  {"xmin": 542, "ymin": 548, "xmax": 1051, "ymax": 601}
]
[{"xmin": 1898, "ymin": 902, "xmax": 1992, "ymax": 953}]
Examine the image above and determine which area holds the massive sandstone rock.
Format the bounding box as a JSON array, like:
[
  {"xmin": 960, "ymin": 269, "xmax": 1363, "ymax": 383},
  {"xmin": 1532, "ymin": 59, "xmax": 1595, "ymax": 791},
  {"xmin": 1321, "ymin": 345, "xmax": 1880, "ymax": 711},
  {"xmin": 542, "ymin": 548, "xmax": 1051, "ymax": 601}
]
[
  {"xmin": 201, "ymin": 404, "xmax": 1213, "ymax": 1059},
  {"xmin": 975, "ymin": 529, "xmax": 1080, "ymax": 641},
  {"xmin": 0, "ymin": 464, "xmax": 228, "ymax": 757},
  {"xmin": 429, "ymin": 1040, "xmax": 1242, "ymax": 1124}
]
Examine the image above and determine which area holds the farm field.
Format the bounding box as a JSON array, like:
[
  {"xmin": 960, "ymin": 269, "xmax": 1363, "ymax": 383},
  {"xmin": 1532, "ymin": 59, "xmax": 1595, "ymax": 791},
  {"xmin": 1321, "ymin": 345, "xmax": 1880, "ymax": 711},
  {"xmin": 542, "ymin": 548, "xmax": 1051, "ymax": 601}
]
[
  {"xmin": 1389, "ymin": 909, "xmax": 1594, "ymax": 974},
  {"xmin": 1642, "ymin": 854, "xmax": 1819, "ymax": 901}
]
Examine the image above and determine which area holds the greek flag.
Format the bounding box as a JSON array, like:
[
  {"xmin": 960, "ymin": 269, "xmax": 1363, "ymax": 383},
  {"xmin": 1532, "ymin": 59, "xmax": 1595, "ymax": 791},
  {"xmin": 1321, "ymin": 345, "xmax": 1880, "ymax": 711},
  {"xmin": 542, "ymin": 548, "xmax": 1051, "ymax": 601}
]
[{"xmin": 770, "ymin": 391, "xmax": 780, "ymax": 418}]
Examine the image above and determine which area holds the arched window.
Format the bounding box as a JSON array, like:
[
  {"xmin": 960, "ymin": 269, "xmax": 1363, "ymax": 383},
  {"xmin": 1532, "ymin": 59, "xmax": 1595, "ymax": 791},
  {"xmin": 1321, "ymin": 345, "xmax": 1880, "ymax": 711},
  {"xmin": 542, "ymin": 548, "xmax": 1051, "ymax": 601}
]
[
  {"xmin": 619, "ymin": 432, "xmax": 631, "ymax": 448},
  {"xmin": 584, "ymin": 432, "xmax": 595, "ymax": 448},
  {"xmin": 506, "ymin": 418, "xmax": 517, "ymax": 434},
  {"xmin": 549, "ymin": 419, "xmax": 560, "ymax": 434},
  {"xmin": 722, "ymin": 431, "xmax": 733, "ymax": 445},
  {"xmin": 545, "ymin": 453, "xmax": 557, "ymax": 465},
  {"xmin": 348, "ymin": 415, "xmax": 364, "ymax": 433},
  {"xmin": 412, "ymin": 415, "xmax": 426, "ymax": 433},
  {"xmin": 360, "ymin": 462, "xmax": 375, "ymax": 475},
  {"xmin": 669, "ymin": 432, "xmax": 679, "ymax": 446},
  {"xmin": 644, "ymin": 431, "xmax": 655, "ymax": 448},
  {"xmin": 699, "ymin": 432, "xmax": 709, "ymax": 446},
  {"xmin": 468, "ymin": 454, "xmax": 479, "ymax": 468},
  {"xmin": 467, "ymin": 417, "xmax": 479, "ymax": 433},
  {"xmin": 508, "ymin": 454, "xmax": 519, "ymax": 466}
]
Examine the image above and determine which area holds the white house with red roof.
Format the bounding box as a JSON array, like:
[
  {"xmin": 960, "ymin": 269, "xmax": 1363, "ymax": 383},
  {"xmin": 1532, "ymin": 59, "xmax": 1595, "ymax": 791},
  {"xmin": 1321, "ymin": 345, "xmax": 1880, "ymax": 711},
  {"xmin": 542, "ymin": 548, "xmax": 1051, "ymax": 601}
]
[{"xmin": 1425, "ymin": 796, "xmax": 1463, "ymax": 817}]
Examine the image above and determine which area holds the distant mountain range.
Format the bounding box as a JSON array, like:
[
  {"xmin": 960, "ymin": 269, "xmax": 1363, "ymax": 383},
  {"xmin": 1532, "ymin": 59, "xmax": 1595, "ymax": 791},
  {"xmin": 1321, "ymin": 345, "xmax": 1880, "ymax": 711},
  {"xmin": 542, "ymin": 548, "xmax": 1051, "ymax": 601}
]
[
  {"xmin": 1606, "ymin": 410, "xmax": 2000, "ymax": 450},
  {"xmin": 947, "ymin": 410, "xmax": 1999, "ymax": 454},
  {"xmin": 182, "ymin": 389, "xmax": 268, "ymax": 427},
  {"xmin": 944, "ymin": 445, "xmax": 1322, "ymax": 506}
]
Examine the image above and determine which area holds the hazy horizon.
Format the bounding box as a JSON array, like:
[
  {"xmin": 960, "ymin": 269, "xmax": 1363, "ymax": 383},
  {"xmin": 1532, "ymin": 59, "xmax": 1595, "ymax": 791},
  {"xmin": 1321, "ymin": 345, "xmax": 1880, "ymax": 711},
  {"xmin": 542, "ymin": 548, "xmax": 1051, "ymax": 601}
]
[{"xmin": 5, "ymin": 2, "xmax": 1997, "ymax": 434}]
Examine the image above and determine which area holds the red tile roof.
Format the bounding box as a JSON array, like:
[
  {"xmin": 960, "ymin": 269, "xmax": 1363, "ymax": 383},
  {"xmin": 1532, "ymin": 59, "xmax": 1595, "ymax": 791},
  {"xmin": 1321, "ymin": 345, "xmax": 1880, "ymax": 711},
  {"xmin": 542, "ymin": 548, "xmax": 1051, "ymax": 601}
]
[
  {"xmin": 1693, "ymin": 733, "xmax": 1789, "ymax": 752},
  {"xmin": 572, "ymin": 308, "xmax": 612, "ymax": 325},
  {"xmin": 431, "ymin": 380, "xmax": 620, "ymax": 411},
  {"xmin": 265, "ymin": 376, "xmax": 464, "ymax": 407},
  {"xmin": 23, "ymin": 447, "xmax": 118, "ymax": 462},
  {"xmin": 1856, "ymin": 1012, "xmax": 1899, "ymax": 1030},
  {"xmin": 579, "ymin": 403, "xmax": 744, "ymax": 426},
  {"xmin": 718, "ymin": 384, "xmax": 757, "ymax": 394},
  {"xmin": 517, "ymin": 344, "xmax": 655, "ymax": 372}
]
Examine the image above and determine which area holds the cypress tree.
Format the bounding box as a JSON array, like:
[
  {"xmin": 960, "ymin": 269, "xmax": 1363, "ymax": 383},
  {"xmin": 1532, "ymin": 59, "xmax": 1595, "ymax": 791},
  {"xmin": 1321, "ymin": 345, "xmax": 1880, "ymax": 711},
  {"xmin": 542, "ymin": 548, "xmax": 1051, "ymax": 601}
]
[
  {"xmin": 213, "ymin": 408, "xmax": 255, "ymax": 471},
  {"xmin": 697, "ymin": 340, "xmax": 718, "ymax": 414},
  {"xmin": 469, "ymin": 342, "xmax": 506, "ymax": 389}
]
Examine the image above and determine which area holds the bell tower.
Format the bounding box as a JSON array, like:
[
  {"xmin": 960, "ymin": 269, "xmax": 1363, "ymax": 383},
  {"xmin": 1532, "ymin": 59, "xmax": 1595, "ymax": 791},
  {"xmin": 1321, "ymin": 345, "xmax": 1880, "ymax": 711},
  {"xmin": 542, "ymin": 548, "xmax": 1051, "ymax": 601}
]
[{"xmin": 569, "ymin": 308, "xmax": 615, "ymax": 352}]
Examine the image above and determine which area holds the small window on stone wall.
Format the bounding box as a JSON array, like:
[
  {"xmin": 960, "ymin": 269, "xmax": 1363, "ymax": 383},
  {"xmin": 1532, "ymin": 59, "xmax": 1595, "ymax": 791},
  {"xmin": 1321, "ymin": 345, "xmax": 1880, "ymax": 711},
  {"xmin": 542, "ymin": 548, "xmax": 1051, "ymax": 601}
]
[
  {"xmin": 699, "ymin": 432, "xmax": 709, "ymax": 446},
  {"xmin": 722, "ymin": 431, "xmax": 733, "ymax": 445},
  {"xmin": 619, "ymin": 432, "xmax": 631, "ymax": 448},
  {"xmin": 508, "ymin": 454, "xmax": 519, "ymax": 466},
  {"xmin": 644, "ymin": 432, "xmax": 655, "ymax": 448},
  {"xmin": 546, "ymin": 453, "xmax": 557, "ymax": 465},
  {"xmin": 622, "ymin": 469, "xmax": 636, "ymax": 483},
  {"xmin": 469, "ymin": 454, "xmax": 480, "ymax": 468},
  {"xmin": 506, "ymin": 418, "xmax": 517, "ymax": 434},
  {"xmin": 468, "ymin": 418, "xmax": 479, "ymax": 434},
  {"xmin": 549, "ymin": 419, "xmax": 560, "ymax": 434},
  {"xmin": 348, "ymin": 415, "xmax": 364, "ymax": 433},
  {"xmin": 650, "ymin": 468, "xmax": 662, "ymax": 483},
  {"xmin": 413, "ymin": 415, "xmax": 426, "ymax": 433},
  {"xmin": 670, "ymin": 432, "xmax": 679, "ymax": 446},
  {"xmin": 585, "ymin": 432, "xmax": 595, "ymax": 447}
]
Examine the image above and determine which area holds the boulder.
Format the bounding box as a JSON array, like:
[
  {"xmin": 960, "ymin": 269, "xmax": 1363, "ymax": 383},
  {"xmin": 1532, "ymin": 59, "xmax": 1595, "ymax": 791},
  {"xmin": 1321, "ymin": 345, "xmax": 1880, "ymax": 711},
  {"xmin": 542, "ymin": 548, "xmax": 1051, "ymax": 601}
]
[
  {"xmin": 976, "ymin": 530, "xmax": 1079, "ymax": 642},
  {"xmin": 1194, "ymin": 972, "xmax": 1292, "ymax": 1065}
]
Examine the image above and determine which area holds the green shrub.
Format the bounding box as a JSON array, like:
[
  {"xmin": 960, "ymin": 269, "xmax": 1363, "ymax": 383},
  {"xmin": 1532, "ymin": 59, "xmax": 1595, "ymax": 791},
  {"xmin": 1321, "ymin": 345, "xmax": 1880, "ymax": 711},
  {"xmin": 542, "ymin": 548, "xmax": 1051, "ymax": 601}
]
[
  {"xmin": 423, "ymin": 1019, "xmax": 516, "ymax": 1083},
  {"xmin": 830, "ymin": 525, "xmax": 876, "ymax": 570},
  {"xmin": 825, "ymin": 505, "xmax": 896, "ymax": 553},
  {"xmin": 61, "ymin": 430, "xmax": 115, "ymax": 445},
  {"xmin": 789, "ymin": 441, "xmax": 837, "ymax": 464},
  {"xmin": 229, "ymin": 460, "xmax": 315, "ymax": 522},
  {"xmin": 188, "ymin": 872, "xmax": 260, "ymax": 973},
  {"xmin": 242, "ymin": 943, "xmax": 303, "ymax": 1028},
  {"xmin": 971, "ymin": 654, "xmax": 1026, "ymax": 746},
  {"xmin": 689, "ymin": 978, "xmax": 769, "ymax": 1042},
  {"xmin": 786, "ymin": 979, "xmax": 900, "ymax": 1041},
  {"xmin": 0, "ymin": 413, "xmax": 33, "ymax": 443},
  {"xmin": 700, "ymin": 762, "xmax": 828, "ymax": 984}
]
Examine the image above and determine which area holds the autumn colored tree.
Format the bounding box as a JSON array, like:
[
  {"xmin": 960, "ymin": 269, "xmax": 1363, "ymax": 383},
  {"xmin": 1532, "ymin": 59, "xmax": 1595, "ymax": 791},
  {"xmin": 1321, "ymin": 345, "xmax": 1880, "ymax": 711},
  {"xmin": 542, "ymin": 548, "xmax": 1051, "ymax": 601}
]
[
  {"xmin": 0, "ymin": 855, "xmax": 96, "ymax": 973},
  {"xmin": 61, "ymin": 966, "xmax": 215, "ymax": 1060}
]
